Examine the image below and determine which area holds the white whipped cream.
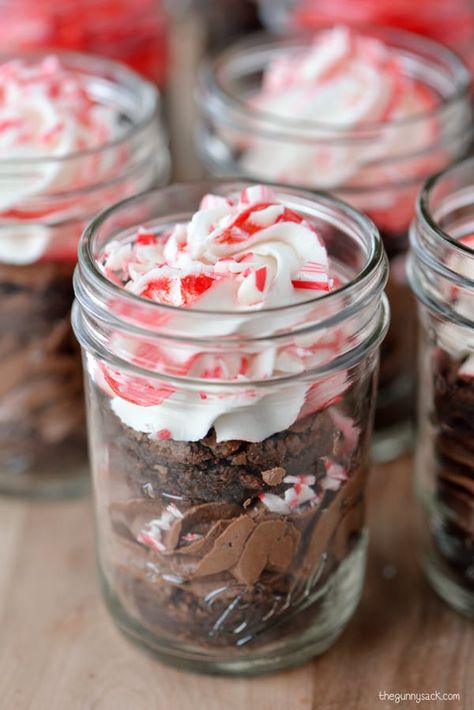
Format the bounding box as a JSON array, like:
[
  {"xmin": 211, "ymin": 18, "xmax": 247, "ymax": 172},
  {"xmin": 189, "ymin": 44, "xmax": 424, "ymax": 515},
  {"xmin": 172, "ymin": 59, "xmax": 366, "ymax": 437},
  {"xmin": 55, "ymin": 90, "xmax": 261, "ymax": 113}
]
[
  {"xmin": 0, "ymin": 56, "xmax": 120, "ymax": 264},
  {"xmin": 98, "ymin": 185, "xmax": 350, "ymax": 442},
  {"xmin": 241, "ymin": 27, "xmax": 438, "ymax": 231}
]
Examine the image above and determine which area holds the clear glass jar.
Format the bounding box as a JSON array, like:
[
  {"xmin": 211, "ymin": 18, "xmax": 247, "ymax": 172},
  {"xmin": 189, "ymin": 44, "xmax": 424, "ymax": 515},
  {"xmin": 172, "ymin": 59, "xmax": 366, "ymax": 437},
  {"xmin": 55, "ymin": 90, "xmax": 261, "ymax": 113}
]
[
  {"xmin": 257, "ymin": 0, "xmax": 474, "ymax": 74},
  {"xmin": 0, "ymin": 0, "xmax": 169, "ymax": 85},
  {"xmin": 409, "ymin": 157, "xmax": 474, "ymax": 617},
  {"xmin": 0, "ymin": 51, "xmax": 168, "ymax": 498},
  {"xmin": 72, "ymin": 180, "xmax": 388, "ymax": 675},
  {"xmin": 197, "ymin": 29, "xmax": 472, "ymax": 460}
]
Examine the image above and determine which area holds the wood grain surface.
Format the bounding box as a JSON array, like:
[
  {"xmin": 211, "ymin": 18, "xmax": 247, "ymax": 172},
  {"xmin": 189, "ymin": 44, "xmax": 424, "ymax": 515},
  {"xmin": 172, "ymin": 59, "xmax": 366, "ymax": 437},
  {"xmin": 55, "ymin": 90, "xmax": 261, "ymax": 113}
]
[{"xmin": 0, "ymin": 456, "xmax": 472, "ymax": 710}]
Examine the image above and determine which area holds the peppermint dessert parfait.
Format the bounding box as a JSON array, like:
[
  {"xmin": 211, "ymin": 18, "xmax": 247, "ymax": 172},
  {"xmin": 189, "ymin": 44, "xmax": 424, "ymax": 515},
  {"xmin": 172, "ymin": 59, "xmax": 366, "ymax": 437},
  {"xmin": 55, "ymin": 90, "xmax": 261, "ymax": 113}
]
[
  {"xmin": 409, "ymin": 157, "xmax": 474, "ymax": 617},
  {"xmin": 198, "ymin": 26, "xmax": 472, "ymax": 460},
  {"xmin": 0, "ymin": 52, "xmax": 167, "ymax": 497},
  {"xmin": 73, "ymin": 181, "xmax": 388, "ymax": 674}
]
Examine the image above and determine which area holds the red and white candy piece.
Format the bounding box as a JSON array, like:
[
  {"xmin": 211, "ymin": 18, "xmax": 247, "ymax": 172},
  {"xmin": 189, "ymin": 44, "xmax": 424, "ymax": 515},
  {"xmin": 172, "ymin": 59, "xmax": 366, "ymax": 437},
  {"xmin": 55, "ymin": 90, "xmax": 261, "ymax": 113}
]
[
  {"xmin": 137, "ymin": 503, "xmax": 183, "ymax": 553},
  {"xmin": 259, "ymin": 473, "xmax": 319, "ymax": 514},
  {"xmin": 239, "ymin": 185, "xmax": 276, "ymax": 205},
  {"xmin": 321, "ymin": 459, "xmax": 348, "ymax": 491},
  {"xmin": 291, "ymin": 260, "xmax": 333, "ymax": 292},
  {"xmin": 101, "ymin": 364, "xmax": 175, "ymax": 407}
]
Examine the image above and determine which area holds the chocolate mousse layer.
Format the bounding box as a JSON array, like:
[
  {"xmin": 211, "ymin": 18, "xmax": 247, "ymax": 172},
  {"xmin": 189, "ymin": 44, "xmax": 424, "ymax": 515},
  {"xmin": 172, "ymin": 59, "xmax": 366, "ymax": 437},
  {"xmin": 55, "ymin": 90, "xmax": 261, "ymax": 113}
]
[
  {"xmin": 0, "ymin": 260, "xmax": 86, "ymax": 479},
  {"xmin": 431, "ymin": 348, "xmax": 474, "ymax": 588},
  {"xmin": 100, "ymin": 397, "xmax": 367, "ymax": 649}
]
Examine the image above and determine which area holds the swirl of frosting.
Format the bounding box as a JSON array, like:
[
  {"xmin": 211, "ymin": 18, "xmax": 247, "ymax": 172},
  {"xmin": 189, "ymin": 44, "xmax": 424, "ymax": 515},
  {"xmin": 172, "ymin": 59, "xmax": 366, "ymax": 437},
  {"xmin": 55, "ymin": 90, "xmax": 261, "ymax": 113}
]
[
  {"xmin": 241, "ymin": 27, "xmax": 438, "ymax": 231},
  {"xmin": 0, "ymin": 55, "xmax": 121, "ymax": 264},
  {"xmin": 97, "ymin": 185, "xmax": 350, "ymax": 443},
  {"xmin": 101, "ymin": 184, "xmax": 333, "ymax": 311},
  {"xmin": 0, "ymin": 56, "xmax": 119, "ymax": 204}
]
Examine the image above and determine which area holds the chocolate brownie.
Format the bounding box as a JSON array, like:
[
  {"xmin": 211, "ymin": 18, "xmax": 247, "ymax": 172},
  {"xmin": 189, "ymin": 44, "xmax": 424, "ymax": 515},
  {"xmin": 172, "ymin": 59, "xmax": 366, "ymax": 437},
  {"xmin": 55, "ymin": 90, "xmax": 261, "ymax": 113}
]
[
  {"xmin": 431, "ymin": 348, "xmax": 474, "ymax": 588},
  {"xmin": 0, "ymin": 260, "xmax": 86, "ymax": 480},
  {"xmin": 100, "ymin": 395, "xmax": 367, "ymax": 649}
]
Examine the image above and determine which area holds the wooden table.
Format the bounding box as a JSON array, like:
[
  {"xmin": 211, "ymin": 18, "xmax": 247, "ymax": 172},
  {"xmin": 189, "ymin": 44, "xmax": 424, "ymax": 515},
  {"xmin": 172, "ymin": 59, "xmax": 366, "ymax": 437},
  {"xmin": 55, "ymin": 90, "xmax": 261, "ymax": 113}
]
[{"xmin": 0, "ymin": 456, "xmax": 471, "ymax": 710}]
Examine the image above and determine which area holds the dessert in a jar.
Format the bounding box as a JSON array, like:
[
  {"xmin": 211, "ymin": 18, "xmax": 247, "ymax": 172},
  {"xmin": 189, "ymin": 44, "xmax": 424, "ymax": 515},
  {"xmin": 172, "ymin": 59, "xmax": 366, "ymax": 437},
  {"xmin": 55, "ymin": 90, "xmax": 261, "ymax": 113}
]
[
  {"xmin": 0, "ymin": 0, "xmax": 169, "ymax": 86},
  {"xmin": 197, "ymin": 26, "xmax": 472, "ymax": 460},
  {"xmin": 257, "ymin": 0, "xmax": 474, "ymax": 75},
  {"xmin": 409, "ymin": 157, "xmax": 474, "ymax": 617},
  {"xmin": 0, "ymin": 52, "xmax": 168, "ymax": 497},
  {"xmin": 72, "ymin": 181, "xmax": 388, "ymax": 674}
]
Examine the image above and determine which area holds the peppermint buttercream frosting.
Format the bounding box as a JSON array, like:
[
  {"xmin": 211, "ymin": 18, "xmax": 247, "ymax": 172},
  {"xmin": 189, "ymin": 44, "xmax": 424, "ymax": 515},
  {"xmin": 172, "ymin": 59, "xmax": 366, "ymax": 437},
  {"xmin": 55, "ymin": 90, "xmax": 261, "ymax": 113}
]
[{"xmin": 97, "ymin": 185, "xmax": 349, "ymax": 442}]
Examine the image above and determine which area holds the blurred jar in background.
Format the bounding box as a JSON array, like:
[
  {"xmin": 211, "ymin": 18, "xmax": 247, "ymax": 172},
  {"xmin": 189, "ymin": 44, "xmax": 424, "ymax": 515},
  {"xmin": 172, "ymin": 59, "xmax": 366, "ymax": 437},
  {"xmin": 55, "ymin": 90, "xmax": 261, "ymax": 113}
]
[
  {"xmin": 0, "ymin": 52, "xmax": 168, "ymax": 498},
  {"xmin": 0, "ymin": 0, "xmax": 169, "ymax": 85},
  {"xmin": 257, "ymin": 0, "xmax": 474, "ymax": 74}
]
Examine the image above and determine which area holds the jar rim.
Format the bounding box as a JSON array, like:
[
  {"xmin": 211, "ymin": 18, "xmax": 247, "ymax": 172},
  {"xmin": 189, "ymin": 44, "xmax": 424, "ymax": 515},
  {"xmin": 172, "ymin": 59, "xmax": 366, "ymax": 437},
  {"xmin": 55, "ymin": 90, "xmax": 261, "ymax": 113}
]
[
  {"xmin": 201, "ymin": 26, "xmax": 470, "ymax": 137},
  {"xmin": 0, "ymin": 48, "xmax": 159, "ymax": 166},
  {"xmin": 418, "ymin": 155, "xmax": 474, "ymax": 267},
  {"xmin": 77, "ymin": 178, "xmax": 386, "ymax": 320}
]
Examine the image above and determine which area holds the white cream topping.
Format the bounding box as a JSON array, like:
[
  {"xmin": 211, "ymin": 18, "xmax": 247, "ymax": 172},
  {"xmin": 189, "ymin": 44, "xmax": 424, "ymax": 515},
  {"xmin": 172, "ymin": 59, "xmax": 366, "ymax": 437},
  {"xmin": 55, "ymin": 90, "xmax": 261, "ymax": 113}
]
[
  {"xmin": 0, "ymin": 56, "xmax": 120, "ymax": 264},
  {"xmin": 97, "ymin": 185, "xmax": 350, "ymax": 442}
]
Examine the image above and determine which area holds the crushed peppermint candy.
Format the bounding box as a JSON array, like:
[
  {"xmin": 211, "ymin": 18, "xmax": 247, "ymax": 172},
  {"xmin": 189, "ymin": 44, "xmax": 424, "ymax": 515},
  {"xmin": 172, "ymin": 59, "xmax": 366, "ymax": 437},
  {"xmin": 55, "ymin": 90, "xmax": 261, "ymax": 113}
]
[
  {"xmin": 137, "ymin": 503, "xmax": 183, "ymax": 553},
  {"xmin": 99, "ymin": 185, "xmax": 334, "ymax": 311},
  {"xmin": 0, "ymin": 55, "xmax": 119, "ymax": 164},
  {"xmin": 321, "ymin": 459, "xmax": 349, "ymax": 491},
  {"xmin": 259, "ymin": 473, "xmax": 320, "ymax": 514}
]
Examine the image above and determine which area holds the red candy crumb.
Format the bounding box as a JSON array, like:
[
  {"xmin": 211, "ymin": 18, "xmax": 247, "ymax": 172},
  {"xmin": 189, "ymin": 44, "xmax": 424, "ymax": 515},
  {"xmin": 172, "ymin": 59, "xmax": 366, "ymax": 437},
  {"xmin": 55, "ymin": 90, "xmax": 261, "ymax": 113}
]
[
  {"xmin": 255, "ymin": 266, "xmax": 267, "ymax": 292},
  {"xmin": 157, "ymin": 429, "xmax": 171, "ymax": 440}
]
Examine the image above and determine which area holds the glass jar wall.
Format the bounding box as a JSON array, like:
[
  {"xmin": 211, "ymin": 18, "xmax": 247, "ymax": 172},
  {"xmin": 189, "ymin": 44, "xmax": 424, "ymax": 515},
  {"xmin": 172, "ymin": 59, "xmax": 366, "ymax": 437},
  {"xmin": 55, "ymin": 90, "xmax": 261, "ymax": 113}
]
[{"xmin": 409, "ymin": 157, "xmax": 474, "ymax": 617}]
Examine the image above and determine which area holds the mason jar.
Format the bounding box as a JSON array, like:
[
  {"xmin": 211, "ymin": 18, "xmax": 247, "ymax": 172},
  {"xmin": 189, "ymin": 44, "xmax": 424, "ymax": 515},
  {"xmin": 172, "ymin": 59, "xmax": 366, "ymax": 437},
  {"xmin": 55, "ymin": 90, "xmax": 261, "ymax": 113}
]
[
  {"xmin": 197, "ymin": 28, "xmax": 472, "ymax": 460},
  {"xmin": 72, "ymin": 180, "xmax": 388, "ymax": 675},
  {"xmin": 409, "ymin": 157, "xmax": 474, "ymax": 617},
  {"xmin": 0, "ymin": 51, "xmax": 168, "ymax": 498}
]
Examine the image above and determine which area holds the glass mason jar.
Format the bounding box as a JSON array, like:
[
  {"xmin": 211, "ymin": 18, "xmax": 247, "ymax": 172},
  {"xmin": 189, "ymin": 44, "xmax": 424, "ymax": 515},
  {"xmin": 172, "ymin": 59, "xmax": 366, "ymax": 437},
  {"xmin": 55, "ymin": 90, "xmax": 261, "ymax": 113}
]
[
  {"xmin": 257, "ymin": 0, "xmax": 474, "ymax": 75},
  {"xmin": 0, "ymin": 0, "xmax": 169, "ymax": 86},
  {"xmin": 409, "ymin": 157, "xmax": 474, "ymax": 617},
  {"xmin": 72, "ymin": 181, "xmax": 388, "ymax": 675},
  {"xmin": 197, "ymin": 28, "xmax": 472, "ymax": 461},
  {"xmin": 0, "ymin": 51, "xmax": 168, "ymax": 498}
]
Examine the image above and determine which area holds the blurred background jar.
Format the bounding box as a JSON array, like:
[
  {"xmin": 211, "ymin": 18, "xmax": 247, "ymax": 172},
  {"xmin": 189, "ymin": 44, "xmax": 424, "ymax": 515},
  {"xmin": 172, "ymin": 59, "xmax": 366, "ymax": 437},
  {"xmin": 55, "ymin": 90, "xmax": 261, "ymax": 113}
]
[
  {"xmin": 257, "ymin": 0, "xmax": 474, "ymax": 74},
  {"xmin": 409, "ymin": 157, "xmax": 474, "ymax": 617},
  {"xmin": 0, "ymin": 0, "xmax": 169, "ymax": 86},
  {"xmin": 0, "ymin": 51, "xmax": 168, "ymax": 498},
  {"xmin": 197, "ymin": 27, "xmax": 472, "ymax": 461}
]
